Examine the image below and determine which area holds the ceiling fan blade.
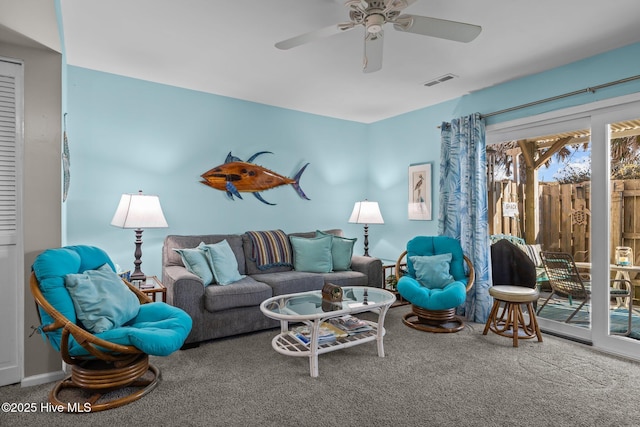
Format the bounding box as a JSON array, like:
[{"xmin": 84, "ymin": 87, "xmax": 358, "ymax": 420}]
[
  {"xmin": 363, "ymin": 32, "xmax": 383, "ymax": 73},
  {"xmin": 275, "ymin": 22, "xmax": 356, "ymax": 50},
  {"xmin": 383, "ymin": 0, "xmax": 417, "ymax": 14},
  {"xmin": 393, "ymin": 14, "xmax": 481, "ymax": 43}
]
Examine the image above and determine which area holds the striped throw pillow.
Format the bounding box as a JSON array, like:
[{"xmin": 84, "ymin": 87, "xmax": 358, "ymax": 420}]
[
  {"xmin": 245, "ymin": 230, "xmax": 293, "ymax": 270},
  {"xmin": 517, "ymin": 243, "xmax": 543, "ymax": 267}
]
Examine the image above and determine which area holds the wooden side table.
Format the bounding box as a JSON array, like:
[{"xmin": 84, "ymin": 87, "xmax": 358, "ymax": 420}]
[
  {"xmin": 135, "ymin": 275, "xmax": 167, "ymax": 303},
  {"xmin": 381, "ymin": 259, "xmax": 409, "ymax": 308}
]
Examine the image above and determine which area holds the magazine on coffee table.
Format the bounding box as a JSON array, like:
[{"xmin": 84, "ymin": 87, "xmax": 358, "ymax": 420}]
[
  {"xmin": 326, "ymin": 315, "xmax": 373, "ymax": 335},
  {"xmin": 290, "ymin": 323, "xmax": 343, "ymax": 345}
]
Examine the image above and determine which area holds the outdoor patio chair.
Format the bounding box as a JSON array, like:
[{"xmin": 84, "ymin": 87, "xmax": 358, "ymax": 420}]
[
  {"xmin": 30, "ymin": 245, "xmax": 193, "ymax": 412},
  {"xmin": 395, "ymin": 236, "xmax": 475, "ymax": 333},
  {"xmin": 538, "ymin": 251, "xmax": 633, "ymax": 335}
]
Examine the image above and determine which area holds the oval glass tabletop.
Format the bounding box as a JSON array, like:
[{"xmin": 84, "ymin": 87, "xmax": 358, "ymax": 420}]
[{"xmin": 261, "ymin": 287, "xmax": 395, "ymax": 320}]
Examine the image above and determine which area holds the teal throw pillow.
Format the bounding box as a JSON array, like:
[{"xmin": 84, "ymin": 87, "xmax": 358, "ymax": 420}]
[
  {"xmin": 173, "ymin": 244, "xmax": 214, "ymax": 286},
  {"xmin": 64, "ymin": 263, "xmax": 140, "ymax": 333},
  {"xmin": 201, "ymin": 240, "xmax": 244, "ymax": 285},
  {"xmin": 316, "ymin": 230, "xmax": 356, "ymax": 271},
  {"xmin": 410, "ymin": 253, "xmax": 455, "ymax": 289},
  {"xmin": 290, "ymin": 235, "xmax": 333, "ymax": 273}
]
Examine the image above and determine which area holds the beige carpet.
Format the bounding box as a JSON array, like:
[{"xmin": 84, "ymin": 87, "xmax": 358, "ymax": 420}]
[{"xmin": 2, "ymin": 305, "xmax": 640, "ymax": 426}]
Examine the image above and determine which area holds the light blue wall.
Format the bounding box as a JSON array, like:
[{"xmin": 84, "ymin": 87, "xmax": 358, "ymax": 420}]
[
  {"xmin": 66, "ymin": 67, "xmax": 369, "ymax": 276},
  {"xmin": 368, "ymin": 41, "xmax": 640, "ymax": 260},
  {"xmin": 66, "ymin": 41, "xmax": 640, "ymax": 274}
]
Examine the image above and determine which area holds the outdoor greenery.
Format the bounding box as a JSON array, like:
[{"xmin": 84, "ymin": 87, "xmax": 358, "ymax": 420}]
[
  {"xmin": 611, "ymin": 136, "xmax": 640, "ymax": 179},
  {"xmin": 554, "ymin": 156, "xmax": 590, "ymax": 184},
  {"xmin": 490, "ymin": 135, "xmax": 640, "ymax": 184}
]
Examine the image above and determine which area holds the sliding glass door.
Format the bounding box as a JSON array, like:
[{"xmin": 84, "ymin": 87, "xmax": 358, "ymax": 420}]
[
  {"xmin": 487, "ymin": 117, "xmax": 593, "ymax": 342},
  {"xmin": 591, "ymin": 109, "xmax": 640, "ymax": 357},
  {"xmin": 488, "ymin": 94, "xmax": 640, "ymax": 359}
]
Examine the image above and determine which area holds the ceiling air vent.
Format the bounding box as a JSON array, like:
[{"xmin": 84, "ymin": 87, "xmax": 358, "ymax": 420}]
[{"xmin": 423, "ymin": 73, "xmax": 457, "ymax": 87}]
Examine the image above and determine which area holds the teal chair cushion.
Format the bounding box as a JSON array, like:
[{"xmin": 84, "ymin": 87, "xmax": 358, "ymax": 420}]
[
  {"xmin": 65, "ymin": 263, "xmax": 141, "ymax": 334},
  {"xmin": 32, "ymin": 245, "xmax": 192, "ymax": 356},
  {"xmin": 410, "ymin": 253, "xmax": 455, "ymax": 289},
  {"xmin": 406, "ymin": 236, "xmax": 465, "ymax": 281},
  {"xmin": 397, "ymin": 236, "xmax": 468, "ymax": 311},
  {"xmin": 397, "ymin": 276, "xmax": 467, "ymax": 310},
  {"xmin": 32, "ymin": 246, "xmax": 115, "ymax": 350},
  {"xmin": 67, "ymin": 302, "xmax": 193, "ymax": 357}
]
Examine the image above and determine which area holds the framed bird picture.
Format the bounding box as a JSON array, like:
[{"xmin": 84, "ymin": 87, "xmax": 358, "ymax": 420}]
[{"xmin": 408, "ymin": 162, "xmax": 432, "ymax": 220}]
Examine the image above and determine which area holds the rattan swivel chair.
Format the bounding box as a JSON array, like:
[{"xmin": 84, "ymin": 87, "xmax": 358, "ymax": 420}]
[
  {"xmin": 396, "ymin": 236, "xmax": 475, "ymax": 333},
  {"xmin": 31, "ymin": 245, "xmax": 192, "ymax": 412}
]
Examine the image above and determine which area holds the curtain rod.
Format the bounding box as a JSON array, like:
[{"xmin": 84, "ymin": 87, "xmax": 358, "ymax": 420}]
[
  {"xmin": 481, "ymin": 74, "xmax": 640, "ymax": 119},
  {"xmin": 438, "ymin": 74, "xmax": 640, "ymax": 128}
]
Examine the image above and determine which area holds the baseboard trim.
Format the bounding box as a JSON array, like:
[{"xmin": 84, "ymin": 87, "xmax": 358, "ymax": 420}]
[{"xmin": 21, "ymin": 370, "xmax": 66, "ymax": 388}]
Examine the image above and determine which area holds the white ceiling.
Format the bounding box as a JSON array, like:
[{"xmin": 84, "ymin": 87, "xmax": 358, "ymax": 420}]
[{"xmin": 56, "ymin": 0, "xmax": 640, "ymax": 123}]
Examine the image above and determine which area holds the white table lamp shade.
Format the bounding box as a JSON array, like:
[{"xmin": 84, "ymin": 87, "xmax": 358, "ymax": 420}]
[
  {"xmin": 348, "ymin": 201, "xmax": 384, "ymax": 225},
  {"xmin": 111, "ymin": 193, "xmax": 168, "ymax": 229},
  {"xmin": 348, "ymin": 200, "xmax": 383, "ymax": 257},
  {"xmin": 111, "ymin": 191, "xmax": 168, "ymax": 283}
]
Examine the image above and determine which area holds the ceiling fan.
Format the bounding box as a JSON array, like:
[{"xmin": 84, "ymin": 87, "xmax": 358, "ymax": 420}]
[{"xmin": 275, "ymin": 0, "xmax": 482, "ymax": 73}]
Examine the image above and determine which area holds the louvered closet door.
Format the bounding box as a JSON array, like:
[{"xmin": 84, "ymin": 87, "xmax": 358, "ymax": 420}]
[{"xmin": 0, "ymin": 58, "xmax": 23, "ymax": 387}]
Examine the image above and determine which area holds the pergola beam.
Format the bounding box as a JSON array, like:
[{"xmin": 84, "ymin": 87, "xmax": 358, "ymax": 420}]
[
  {"xmin": 516, "ymin": 139, "xmax": 535, "ymax": 169},
  {"xmin": 513, "ymin": 137, "xmax": 573, "ymax": 243},
  {"xmin": 535, "ymin": 136, "xmax": 574, "ymax": 168}
]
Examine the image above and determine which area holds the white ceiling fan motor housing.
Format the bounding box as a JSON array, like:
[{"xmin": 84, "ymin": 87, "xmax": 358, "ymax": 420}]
[{"xmin": 366, "ymin": 13, "xmax": 385, "ymax": 33}]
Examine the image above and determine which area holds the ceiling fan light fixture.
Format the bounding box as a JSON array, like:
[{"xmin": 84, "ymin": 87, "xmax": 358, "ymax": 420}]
[{"xmin": 366, "ymin": 14, "xmax": 385, "ymax": 33}]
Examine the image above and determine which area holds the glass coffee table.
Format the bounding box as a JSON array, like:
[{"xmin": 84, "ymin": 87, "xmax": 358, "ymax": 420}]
[{"xmin": 260, "ymin": 286, "xmax": 395, "ymax": 377}]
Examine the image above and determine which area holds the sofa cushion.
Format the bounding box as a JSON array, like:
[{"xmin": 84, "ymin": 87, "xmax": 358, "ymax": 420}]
[
  {"xmin": 201, "ymin": 240, "xmax": 244, "ymax": 285},
  {"xmin": 316, "ymin": 230, "xmax": 356, "ymax": 271},
  {"xmin": 243, "ymin": 230, "xmax": 345, "ymax": 275},
  {"xmin": 243, "ymin": 233, "xmax": 294, "ymax": 275},
  {"xmin": 290, "ymin": 235, "xmax": 333, "ymax": 273},
  {"xmin": 320, "ymin": 271, "xmax": 368, "ymax": 288},
  {"xmin": 245, "ymin": 230, "xmax": 293, "ymax": 270},
  {"xmin": 173, "ymin": 245, "xmax": 214, "ymax": 286},
  {"xmin": 289, "ymin": 229, "xmax": 344, "ymax": 239},
  {"xmin": 165, "ymin": 234, "xmax": 246, "ymax": 275},
  {"xmin": 252, "ymin": 271, "xmax": 325, "ymax": 296},
  {"xmin": 203, "ymin": 276, "xmax": 273, "ymax": 312}
]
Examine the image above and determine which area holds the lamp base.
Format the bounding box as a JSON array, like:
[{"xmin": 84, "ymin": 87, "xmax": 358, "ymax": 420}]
[
  {"xmin": 130, "ymin": 228, "xmax": 146, "ymax": 284},
  {"xmin": 129, "ymin": 272, "xmax": 146, "ymax": 283},
  {"xmin": 363, "ymin": 224, "xmax": 370, "ymax": 257}
]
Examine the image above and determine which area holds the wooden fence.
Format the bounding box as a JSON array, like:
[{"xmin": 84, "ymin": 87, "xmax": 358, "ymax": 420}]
[
  {"xmin": 489, "ymin": 179, "xmax": 640, "ymax": 264},
  {"xmin": 614, "ymin": 179, "xmax": 640, "ymax": 267}
]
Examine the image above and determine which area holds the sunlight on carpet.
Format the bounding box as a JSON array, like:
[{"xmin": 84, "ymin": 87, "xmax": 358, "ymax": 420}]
[{"xmin": 537, "ymin": 298, "xmax": 640, "ymax": 338}]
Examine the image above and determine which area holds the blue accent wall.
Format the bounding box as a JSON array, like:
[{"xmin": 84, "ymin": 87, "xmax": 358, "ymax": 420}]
[
  {"xmin": 66, "ymin": 42, "xmax": 640, "ymax": 275},
  {"xmin": 368, "ymin": 41, "xmax": 640, "ymax": 261},
  {"xmin": 66, "ymin": 67, "xmax": 369, "ymax": 275}
]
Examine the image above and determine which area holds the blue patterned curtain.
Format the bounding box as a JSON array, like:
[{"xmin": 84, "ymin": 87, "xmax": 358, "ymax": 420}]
[{"xmin": 438, "ymin": 113, "xmax": 492, "ymax": 323}]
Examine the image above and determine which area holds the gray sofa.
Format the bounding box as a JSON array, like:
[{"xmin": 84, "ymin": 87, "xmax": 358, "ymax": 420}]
[{"xmin": 162, "ymin": 229, "xmax": 382, "ymax": 347}]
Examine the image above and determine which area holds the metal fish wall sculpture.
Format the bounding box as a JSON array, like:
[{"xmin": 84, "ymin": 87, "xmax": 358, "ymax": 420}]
[{"xmin": 200, "ymin": 151, "xmax": 310, "ymax": 205}]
